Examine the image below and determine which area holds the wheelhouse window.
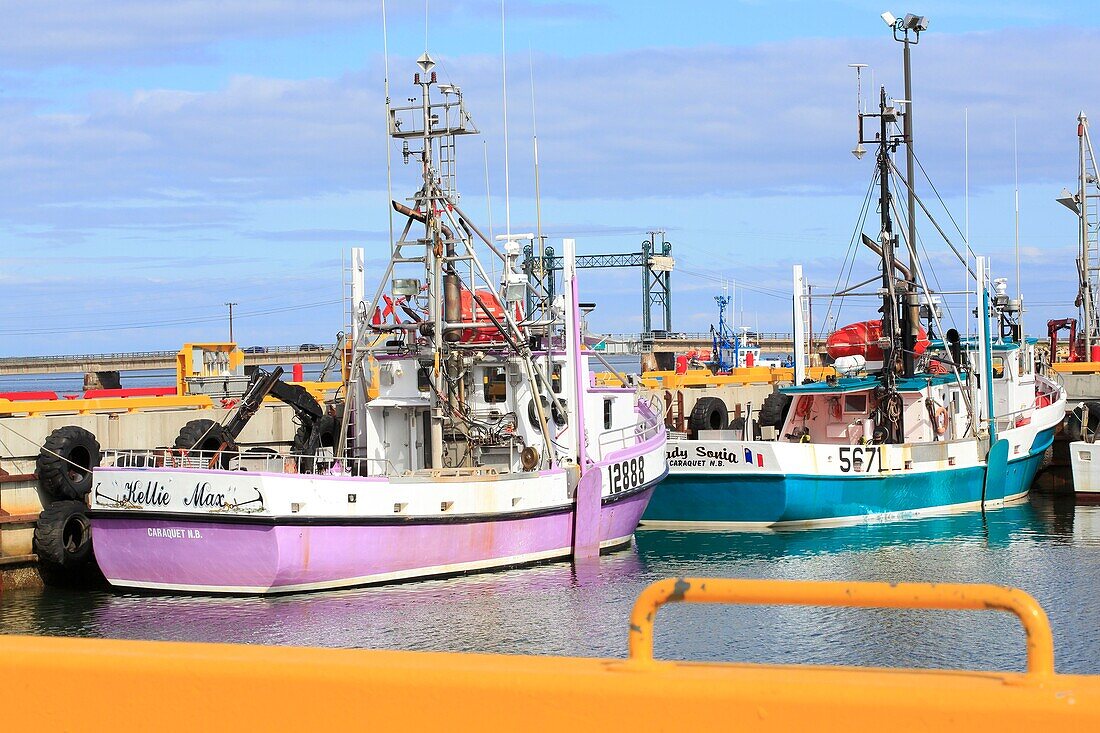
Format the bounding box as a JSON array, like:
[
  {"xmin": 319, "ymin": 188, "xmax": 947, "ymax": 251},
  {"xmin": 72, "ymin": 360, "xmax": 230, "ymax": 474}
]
[
  {"xmin": 603, "ymin": 398, "xmax": 613, "ymax": 429},
  {"xmin": 843, "ymin": 394, "xmax": 868, "ymax": 414},
  {"xmin": 992, "ymin": 356, "xmax": 1005, "ymax": 379},
  {"xmin": 483, "ymin": 367, "xmax": 507, "ymax": 403},
  {"xmin": 1019, "ymin": 350, "xmax": 1033, "ymax": 375}
]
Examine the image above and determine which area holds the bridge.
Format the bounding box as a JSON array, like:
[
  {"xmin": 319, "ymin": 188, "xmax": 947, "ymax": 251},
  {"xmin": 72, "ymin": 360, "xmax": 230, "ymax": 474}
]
[
  {"xmin": 0, "ymin": 345, "xmax": 335, "ymax": 377},
  {"xmin": 0, "ymin": 333, "xmax": 828, "ymax": 379},
  {"xmin": 595, "ymin": 333, "xmax": 827, "ymax": 355}
]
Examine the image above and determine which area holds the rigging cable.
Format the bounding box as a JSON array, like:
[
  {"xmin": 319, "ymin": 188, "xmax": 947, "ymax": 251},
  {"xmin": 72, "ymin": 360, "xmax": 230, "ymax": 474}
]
[{"xmin": 821, "ymin": 169, "xmax": 878, "ymax": 333}]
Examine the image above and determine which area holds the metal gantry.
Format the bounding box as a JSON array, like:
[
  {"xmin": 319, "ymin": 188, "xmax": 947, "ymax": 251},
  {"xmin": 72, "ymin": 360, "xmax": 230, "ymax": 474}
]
[
  {"xmin": 1056, "ymin": 112, "xmax": 1100, "ymax": 354},
  {"xmin": 522, "ymin": 231, "xmax": 674, "ymax": 335}
]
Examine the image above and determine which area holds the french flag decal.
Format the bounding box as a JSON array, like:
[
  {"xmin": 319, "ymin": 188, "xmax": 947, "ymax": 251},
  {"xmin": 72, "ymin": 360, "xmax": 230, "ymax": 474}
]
[{"xmin": 743, "ymin": 448, "xmax": 765, "ymax": 468}]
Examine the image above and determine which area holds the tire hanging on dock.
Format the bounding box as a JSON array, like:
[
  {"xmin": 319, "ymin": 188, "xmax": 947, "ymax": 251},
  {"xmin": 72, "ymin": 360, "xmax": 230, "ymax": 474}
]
[
  {"xmin": 758, "ymin": 392, "xmax": 793, "ymax": 429},
  {"xmin": 688, "ymin": 397, "xmax": 728, "ymax": 433},
  {"xmin": 34, "ymin": 500, "xmax": 94, "ymax": 569},
  {"xmin": 1065, "ymin": 400, "xmax": 1100, "ymax": 443},
  {"xmin": 174, "ymin": 419, "xmax": 238, "ymax": 469},
  {"xmin": 36, "ymin": 425, "xmax": 101, "ymax": 501},
  {"xmin": 292, "ymin": 414, "xmax": 339, "ymax": 473}
]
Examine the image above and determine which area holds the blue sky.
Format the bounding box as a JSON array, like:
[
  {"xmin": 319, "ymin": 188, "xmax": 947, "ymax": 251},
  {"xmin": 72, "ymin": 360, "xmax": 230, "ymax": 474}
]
[{"xmin": 1, "ymin": 1, "xmax": 1098, "ymax": 355}]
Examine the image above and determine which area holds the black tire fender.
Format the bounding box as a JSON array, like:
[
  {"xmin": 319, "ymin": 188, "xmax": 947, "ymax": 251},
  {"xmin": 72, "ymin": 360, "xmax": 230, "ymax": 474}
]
[
  {"xmin": 527, "ymin": 396, "xmax": 551, "ymax": 431},
  {"xmin": 36, "ymin": 426, "xmax": 101, "ymax": 501},
  {"xmin": 550, "ymin": 398, "xmax": 568, "ymax": 426},
  {"xmin": 34, "ymin": 500, "xmax": 94, "ymax": 569}
]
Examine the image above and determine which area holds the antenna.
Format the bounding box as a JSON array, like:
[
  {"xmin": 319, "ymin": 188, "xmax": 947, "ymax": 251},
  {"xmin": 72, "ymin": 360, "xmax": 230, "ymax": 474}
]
[
  {"xmin": 1014, "ymin": 116, "xmax": 1021, "ymax": 304},
  {"xmin": 483, "ymin": 140, "xmax": 497, "ymax": 282},
  {"xmin": 500, "ymin": 0, "xmax": 512, "ymax": 239},
  {"xmin": 740, "ymin": 282, "xmax": 745, "ymax": 328},
  {"xmin": 483, "ymin": 140, "xmax": 495, "ymax": 240},
  {"xmin": 729, "ymin": 280, "xmax": 735, "ymax": 335},
  {"xmin": 529, "ymin": 46, "xmax": 543, "ymax": 251},
  {"xmin": 965, "ymin": 106, "xmax": 970, "ymax": 341},
  {"xmin": 383, "ymin": 0, "xmax": 395, "ymax": 257},
  {"xmin": 849, "ymin": 63, "xmax": 868, "ymax": 159}
]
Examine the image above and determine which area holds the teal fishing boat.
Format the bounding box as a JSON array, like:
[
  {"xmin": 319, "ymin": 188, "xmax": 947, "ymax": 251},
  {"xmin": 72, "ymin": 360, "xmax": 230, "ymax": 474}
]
[{"xmin": 643, "ymin": 26, "xmax": 1064, "ymax": 528}]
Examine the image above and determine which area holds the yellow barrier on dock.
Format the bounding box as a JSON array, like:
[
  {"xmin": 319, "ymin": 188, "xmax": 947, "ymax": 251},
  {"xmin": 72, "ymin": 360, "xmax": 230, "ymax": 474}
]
[
  {"xmin": 1050, "ymin": 361, "xmax": 1100, "ymax": 374},
  {"xmin": 0, "ymin": 386, "xmax": 344, "ymax": 418},
  {"xmin": 2, "ymin": 579, "xmax": 1098, "ymax": 731},
  {"xmin": 595, "ymin": 366, "xmax": 837, "ymax": 390}
]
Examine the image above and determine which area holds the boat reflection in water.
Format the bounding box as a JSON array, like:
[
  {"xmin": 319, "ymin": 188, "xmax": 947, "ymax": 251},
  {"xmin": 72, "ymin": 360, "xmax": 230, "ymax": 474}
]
[
  {"xmin": 4, "ymin": 495, "xmax": 1099, "ymax": 673},
  {"xmin": 31, "ymin": 552, "xmax": 646, "ymax": 657}
]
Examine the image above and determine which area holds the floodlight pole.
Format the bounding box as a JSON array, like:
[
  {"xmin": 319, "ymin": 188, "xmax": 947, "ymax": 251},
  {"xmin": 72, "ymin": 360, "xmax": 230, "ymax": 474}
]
[{"xmin": 899, "ymin": 27, "xmax": 918, "ymax": 283}]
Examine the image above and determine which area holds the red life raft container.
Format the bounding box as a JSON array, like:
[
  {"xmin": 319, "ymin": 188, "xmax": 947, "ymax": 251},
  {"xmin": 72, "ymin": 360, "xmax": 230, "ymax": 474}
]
[
  {"xmin": 459, "ymin": 289, "xmax": 520, "ymax": 344},
  {"xmin": 826, "ymin": 320, "xmax": 929, "ymax": 362}
]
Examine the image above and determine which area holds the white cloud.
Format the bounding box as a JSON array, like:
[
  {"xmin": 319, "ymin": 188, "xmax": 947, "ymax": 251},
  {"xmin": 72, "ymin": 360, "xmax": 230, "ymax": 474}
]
[
  {"xmin": 1, "ymin": 25, "xmax": 1095, "ymax": 233},
  {"xmin": 0, "ymin": 22, "xmax": 1091, "ymax": 352},
  {"xmin": 0, "ymin": 1, "xmax": 603, "ymax": 67}
]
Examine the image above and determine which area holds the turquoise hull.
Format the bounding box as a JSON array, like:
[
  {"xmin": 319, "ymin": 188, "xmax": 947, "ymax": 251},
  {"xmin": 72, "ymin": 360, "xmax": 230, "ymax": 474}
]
[{"xmin": 643, "ymin": 429, "xmax": 1054, "ymax": 527}]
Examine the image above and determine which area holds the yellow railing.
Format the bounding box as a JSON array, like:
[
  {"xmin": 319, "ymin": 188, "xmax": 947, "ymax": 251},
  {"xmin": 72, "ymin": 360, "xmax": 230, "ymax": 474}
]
[
  {"xmin": 629, "ymin": 578, "xmax": 1055, "ymax": 676},
  {"xmin": 1, "ymin": 578, "xmax": 1097, "ymax": 730}
]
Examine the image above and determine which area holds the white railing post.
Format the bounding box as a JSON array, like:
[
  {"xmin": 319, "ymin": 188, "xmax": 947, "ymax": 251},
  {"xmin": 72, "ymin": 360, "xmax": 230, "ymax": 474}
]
[{"xmin": 792, "ymin": 265, "xmax": 806, "ymax": 384}]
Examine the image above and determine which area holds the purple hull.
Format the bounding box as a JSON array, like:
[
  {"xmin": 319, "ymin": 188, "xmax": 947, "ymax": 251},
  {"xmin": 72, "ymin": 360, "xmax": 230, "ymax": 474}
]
[{"xmin": 91, "ymin": 485, "xmax": 655, "ymax": 594}]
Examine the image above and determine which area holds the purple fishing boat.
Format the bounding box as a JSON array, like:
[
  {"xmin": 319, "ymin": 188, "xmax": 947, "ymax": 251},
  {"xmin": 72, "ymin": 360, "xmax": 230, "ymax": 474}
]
[{"xmin": 88, "ymin": 52, "xmax": 666, "ymax": 594}]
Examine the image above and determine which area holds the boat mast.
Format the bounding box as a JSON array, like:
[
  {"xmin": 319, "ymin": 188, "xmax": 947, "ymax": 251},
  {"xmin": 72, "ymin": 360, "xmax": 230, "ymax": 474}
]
[
  {"xmin": 415, "ymin": 63, "xmax": 448, "ymax": 467},
  {"xmin": 853, "ymin": 82, "xmax": 909, "ymax": 444},
  {"xmin": 883, "ymin": 13, "xmax": 928, "ymax": 378},
  {"xmin": 875, "ymin": 87, "xmax": 901, "ymax": 399}
]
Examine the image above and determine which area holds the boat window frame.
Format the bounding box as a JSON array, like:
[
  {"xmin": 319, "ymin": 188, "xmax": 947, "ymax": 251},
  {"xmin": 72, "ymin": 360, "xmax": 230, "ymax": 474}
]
[
  {"xmin": 1019, "ymin": 349, "xmax": 1033, "ymax": 376},
  {"xmin": 843, "ymin": 393, "xmax": 868, "ymax": 414},
  {"xmin": 482, "ymin": 366, "xmax": 508, "ymax": 403}
]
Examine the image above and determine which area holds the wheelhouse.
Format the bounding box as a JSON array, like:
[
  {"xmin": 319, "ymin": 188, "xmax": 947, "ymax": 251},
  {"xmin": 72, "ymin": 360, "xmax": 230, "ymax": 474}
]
[{"xmin": 777, "ymin": 374, "xmax": 969, "ymax": 446}]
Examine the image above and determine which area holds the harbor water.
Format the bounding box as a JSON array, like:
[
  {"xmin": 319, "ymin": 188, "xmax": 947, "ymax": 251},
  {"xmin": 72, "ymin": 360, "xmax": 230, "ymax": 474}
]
[{"xmin": 3, "ymin": 493, "xmax": 1099, "ymax": 674}]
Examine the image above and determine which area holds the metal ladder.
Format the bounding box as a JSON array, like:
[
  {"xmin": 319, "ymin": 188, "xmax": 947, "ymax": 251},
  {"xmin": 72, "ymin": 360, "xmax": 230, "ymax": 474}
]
[{"xmin": 438, "ymin": 133, "xmax": 459, "ymax": 203}]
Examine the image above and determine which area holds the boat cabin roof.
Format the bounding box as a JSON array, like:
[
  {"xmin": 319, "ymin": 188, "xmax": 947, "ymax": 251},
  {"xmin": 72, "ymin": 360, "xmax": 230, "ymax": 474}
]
[
  {"xmin": 779, "ymin": 372, "xmax": 964, "ymax": 396},
  {"xmin": 928, "ymin": 337, "xmax": 1036, "ymax": 353}
]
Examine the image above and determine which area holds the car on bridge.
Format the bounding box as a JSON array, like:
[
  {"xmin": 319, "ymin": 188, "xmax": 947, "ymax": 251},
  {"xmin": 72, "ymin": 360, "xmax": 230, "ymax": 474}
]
[
  {"xmin": 242, "ymin": 346, "xmax": 268, "ymax": 354},
  {"xmin": 299, "ymin": 343, "xmax": 323, "ymax": 352}
]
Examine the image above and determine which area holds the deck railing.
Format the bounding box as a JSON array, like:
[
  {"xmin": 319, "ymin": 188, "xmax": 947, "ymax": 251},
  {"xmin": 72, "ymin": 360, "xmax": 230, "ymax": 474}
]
[
  {"xmin": 100, "ymin": 447, "xmax": 374, "ymax": 477},
  {"xmin": 596, "ymin": 398, "xmax": 665, "ymax": 457}
]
